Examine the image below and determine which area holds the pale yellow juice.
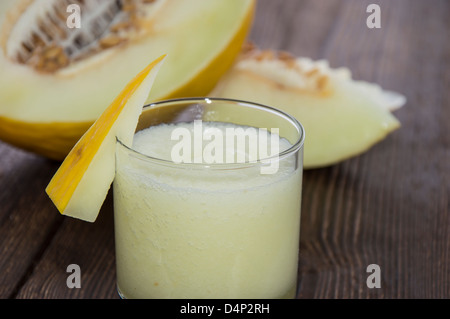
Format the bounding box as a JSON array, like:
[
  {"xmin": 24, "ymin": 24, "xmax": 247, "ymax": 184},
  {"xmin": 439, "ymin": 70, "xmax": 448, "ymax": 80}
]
[{"xmin": 113, "ymin": 121, "xmax": 302, "ymax": 299}]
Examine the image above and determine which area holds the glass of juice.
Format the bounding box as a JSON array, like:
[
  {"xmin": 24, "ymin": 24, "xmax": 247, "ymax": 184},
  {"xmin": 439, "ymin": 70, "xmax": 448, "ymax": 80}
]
[{"xmin": 113, "ymin": 98, "xmax": 305, "ymax": 299}]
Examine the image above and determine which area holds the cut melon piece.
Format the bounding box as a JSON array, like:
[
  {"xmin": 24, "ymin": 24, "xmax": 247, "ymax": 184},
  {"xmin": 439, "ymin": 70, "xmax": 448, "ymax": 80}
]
[
  {"xmin": 210, "ymin": 46, "xmax": 405, "ymax": 169},
  {"xmin": 46, "ymin": 55, "xmax": 165, "ymax": 223},
  {"xmin": 0, "ymin": 0, "xmax": 255, "ymax": 160}
]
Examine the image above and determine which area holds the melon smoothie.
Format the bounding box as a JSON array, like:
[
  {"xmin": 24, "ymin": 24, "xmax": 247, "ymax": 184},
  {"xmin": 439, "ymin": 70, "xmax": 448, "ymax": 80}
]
[{"xmin": 113, "ymin": 98, "xmax": 305, "ymax": 299}]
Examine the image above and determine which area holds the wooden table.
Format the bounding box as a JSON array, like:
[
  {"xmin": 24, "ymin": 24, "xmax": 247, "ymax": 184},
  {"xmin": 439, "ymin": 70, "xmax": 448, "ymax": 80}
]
[{"xmin": 1, "ymin": 0, "xmax": 448, "ymax": 299}]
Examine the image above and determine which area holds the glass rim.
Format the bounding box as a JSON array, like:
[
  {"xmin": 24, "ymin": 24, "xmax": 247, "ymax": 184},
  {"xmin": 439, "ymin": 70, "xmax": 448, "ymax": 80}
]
[{"xmin": 116, "ymin": 97, "xmax": 305, "ymax": 170}]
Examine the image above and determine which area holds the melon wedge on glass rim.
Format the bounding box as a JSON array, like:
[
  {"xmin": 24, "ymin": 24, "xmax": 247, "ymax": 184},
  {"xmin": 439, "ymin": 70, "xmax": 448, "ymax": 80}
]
[
  {"xmin": 0, "ymin": 0, "xmax": 255, "ymax": 160},
  {"xmin": 210, "ymin": 46, "xmax": 406, "ymax": 169},
  {"xmin": 46, "ymin": 55, "xmax": 165, "ymax": 223}
]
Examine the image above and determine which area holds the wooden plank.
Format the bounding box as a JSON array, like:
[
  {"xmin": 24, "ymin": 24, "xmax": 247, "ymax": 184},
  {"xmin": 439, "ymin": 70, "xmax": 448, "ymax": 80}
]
[
  {"xmin": 294, "ymin": 0, "xmax": 450, "ymax": 298},
  {"xmin": 250, "ymin": 0, "xmax": 343, "ymax": 58},
  {"xmin": 0, "ymin": 143, "xmax": 63, "ymax": 298},
  {"xmin": 14, "ymin": 194, "xmax": 117, "ymax": 298}
]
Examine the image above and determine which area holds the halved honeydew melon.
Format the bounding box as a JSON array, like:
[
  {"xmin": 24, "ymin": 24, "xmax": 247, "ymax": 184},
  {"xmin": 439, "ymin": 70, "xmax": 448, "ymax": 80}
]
[
  {"xmin": 0, "ymin": 0, "xmax": 255, "ymax": 160},
  {"xmin": 210, "ymin": 47, "xmax": 405, "ymax": 169},
  {"xmin": 46, "ymin": 55, "xmax": 165, "ymax": 223}
]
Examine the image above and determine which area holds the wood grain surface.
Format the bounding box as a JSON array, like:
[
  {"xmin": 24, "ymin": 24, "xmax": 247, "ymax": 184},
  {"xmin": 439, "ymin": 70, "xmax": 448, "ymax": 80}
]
[{"xmin": 0, "ymin": 0, "xmax": 448, "ymax": 299}]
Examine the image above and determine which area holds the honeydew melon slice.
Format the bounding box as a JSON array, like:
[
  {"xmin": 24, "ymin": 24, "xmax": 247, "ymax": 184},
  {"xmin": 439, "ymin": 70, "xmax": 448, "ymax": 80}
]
[
  {"xmin": 210, "ymin": 46, "xmax": 405, "ymax": 169},
  {"xmin": 0, "ymin": 0, "xmax": 255, "ymax": 160},
  {"xmin": 46, "ymin": 55, "xmax": 165, "ymax": 222}
]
